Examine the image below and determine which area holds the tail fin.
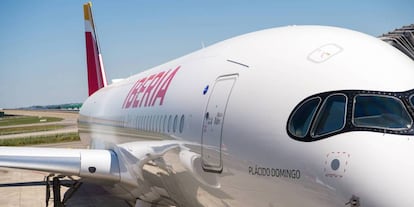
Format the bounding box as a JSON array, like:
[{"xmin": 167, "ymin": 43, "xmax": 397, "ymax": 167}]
[{"xmin": 83, "ymin": 2, "xmax": 107, "ymax": 96}]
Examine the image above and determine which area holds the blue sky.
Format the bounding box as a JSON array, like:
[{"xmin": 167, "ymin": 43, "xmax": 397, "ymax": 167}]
[{"xmin": 0, "ymin": 0, "xmax": 413, "ymax": 108}]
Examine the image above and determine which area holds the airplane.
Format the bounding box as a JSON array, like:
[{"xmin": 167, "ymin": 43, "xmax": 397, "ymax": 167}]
[{"xmin": 1, "ymin": 2, "xmax": 414, "ymax": 207}]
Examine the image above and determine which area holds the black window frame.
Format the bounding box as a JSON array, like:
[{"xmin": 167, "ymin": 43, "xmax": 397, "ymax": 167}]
[
  {"xmin": 287, "ymin": 89, "xmax": 414, "ymax": 142},
  {"xmin": 409, "ymin": 94, "xmax": 414, "ymax": 108},
  {"xmin": 352, "ymin": 94, "xmax": 413, "ymax": 130},
  {"xmin": 288, "ymin": 97, "xmax": 322, "ymax": 138},
  {"xmin": 310, "ymin": 93, "xmax": 348, "ymax": 138}
]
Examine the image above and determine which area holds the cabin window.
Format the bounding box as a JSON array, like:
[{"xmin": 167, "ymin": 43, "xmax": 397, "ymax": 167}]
[
  {"xmin": 353, "ymin": 95, "xmax": 412, "ymax": 130},
  {"xmin": 168, "ymin": 115, "xmax": 172, "ymax": 132},
  {"xmin": 149, "ymin": 116, "xmax": 153, "ymax": 131},
  {"xmin": 288, "ymin": 97, "xmax": 321, "ymax": 138},
  {"xmin": 311, "ymin": 94, "xmax": 347, "ymax": 137},
  {"xmin": 136, "ymin": 116, "xmax": 140, "ymax": 129},
  {"xmin": 151, "ymin": 116, "xmax": 154, "ymax": 131},
  {"xmin": 153, "ymin": 115, "xmax": 157, "ymax": 131},
  {"xmin": 147, "ymin": 116, "xmax": 150, "ymax": 131},
  {"xmin": 179, "ymin": 115, "xmax": 185, "ymax": 133},
  {"xmin": 143, "ymin": 116, "xmax": 147, "ymax": 131},
  {"xmin": 158, "ymin": 115, "xmax": 162, "ymax": 132},
  {"xmin": 150, "ymin": 116, "xmax": 152, "ymax": 131},
  {"xmin": 155, "ymin": 116, "xmax": 159, "ymax": 132},
  {"xmin": 163, "ymin": 115, "xmax": 167, "ymax": 132},
  {"xmin": 152, "ymin": 116, "xmax": 156, "ymax": 131},
  {"xmin": 154, "ymin": 115, "xmax": 160, "ymax": 132},
  {"xmin": 145, "ymin": 116, "xmax": 147, "ymax": 131},
  {"xmin": 173, "ymin": 115, "xmax": 178, "ymax": 133},
  {"xmin": 150, "ymin": 116, "xmax": 153, "ymax": 131},
  {"xmin": 138, "ymin": 116, "xmax": 142, "ymax": 129}
]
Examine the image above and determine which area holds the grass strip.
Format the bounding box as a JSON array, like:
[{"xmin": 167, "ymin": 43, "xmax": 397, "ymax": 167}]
[
  {"xmin": 0, "ymin": 133, "xmax": 80, "ymax": 146},
  {"xmin": 0, "ymin": 125, "xmax": 65, "ymax": 135},
  {"xmin": 0, "ymin": 116, "xmax": 63, "ymax": 126}
]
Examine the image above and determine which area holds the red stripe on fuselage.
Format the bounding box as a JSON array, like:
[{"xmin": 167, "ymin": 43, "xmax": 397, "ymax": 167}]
[{"xmin": 85, "ymin": 32, "xmax": 104, "ymax": 96}]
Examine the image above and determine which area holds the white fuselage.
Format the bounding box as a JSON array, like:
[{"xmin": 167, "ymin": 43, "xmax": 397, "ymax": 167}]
[{"xmin": 79, "ymin": 26, "xmax": 414, "ymax": 206}]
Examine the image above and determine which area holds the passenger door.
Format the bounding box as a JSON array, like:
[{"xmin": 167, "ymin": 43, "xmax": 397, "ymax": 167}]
[{"xmin": 201, "ymin": 75, "xmax": 237, "ymax": 172}]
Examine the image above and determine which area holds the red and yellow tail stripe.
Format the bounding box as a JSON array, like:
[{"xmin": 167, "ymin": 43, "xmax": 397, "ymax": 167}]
[{"xmin": 84, "ymin": 2, "xmax": 107, "ymax": 96}]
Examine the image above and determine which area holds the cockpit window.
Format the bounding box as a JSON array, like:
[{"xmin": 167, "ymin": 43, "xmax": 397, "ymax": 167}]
[
  {"xmin": 288, "ymin": 97, "xmax": 321, "ymax": 137},
  {"xmin": 287, "ymin": 89, "xmax": 414, "ymax": 141},
  {"xmin": 312, "ymin": 94, "xmax": 347, "ymax": 137},
  {"xmin": 410, "ymin": 95, "xmax": 414, "ymax": 108},
  {"xmin": 353, "ymin": 95, "xmax": 412, "ymax": 130}
]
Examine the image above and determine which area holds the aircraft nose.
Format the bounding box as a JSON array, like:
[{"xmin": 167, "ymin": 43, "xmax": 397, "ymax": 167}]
[
  {"xmin": 338, "ymin": 138, "xmax": 414, "ymax": 207},
  {"xmin": 317, "ymin": 134, "xmax": 414, "ymax": 207}
]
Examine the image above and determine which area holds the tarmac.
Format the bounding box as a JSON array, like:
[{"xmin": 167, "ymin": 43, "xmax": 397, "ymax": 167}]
[{"xmin": 0, "ymin": 110, "xmax": 131, "ymax": 207}]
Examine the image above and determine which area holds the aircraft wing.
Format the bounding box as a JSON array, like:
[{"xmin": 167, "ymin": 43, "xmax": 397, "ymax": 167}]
[{"xmin": 0, "ymin": 147, "xmax": 120, "ymax": 182}]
